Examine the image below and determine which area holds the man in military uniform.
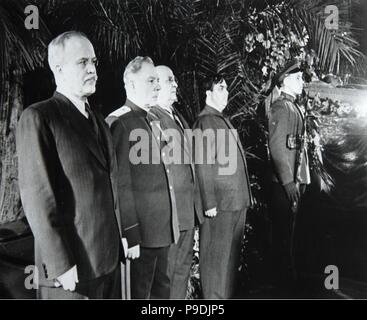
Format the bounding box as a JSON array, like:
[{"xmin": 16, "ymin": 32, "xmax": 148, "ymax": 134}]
[
  {"xmin": 106, "ymin": 57, "xmax": 179, "ymax": 299},
  {"xmin": 149, "ymin": 65, "xmax": 204, "ymax": 299},
  {"xmin": 268, "ymin": 59, "xmax": 311, "ymax": 291}
]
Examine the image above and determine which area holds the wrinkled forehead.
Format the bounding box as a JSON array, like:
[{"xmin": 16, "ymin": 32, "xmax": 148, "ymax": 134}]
[{"xmin": 63, "ymin": 37, "xmax": 96, "ymax": 60}]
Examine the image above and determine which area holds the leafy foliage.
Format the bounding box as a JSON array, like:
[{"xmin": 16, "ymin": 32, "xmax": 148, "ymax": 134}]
[
  {"xmin": 1, "ymin": 0, "xmax": 365, "ymax": 297},
  {"xmin": 0, "ymin": 0, "xmax": 50, "ymax": 90}
]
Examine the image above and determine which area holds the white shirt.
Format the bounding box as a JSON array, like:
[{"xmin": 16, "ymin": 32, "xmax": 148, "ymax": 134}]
[{"xmin": 56, "ymin": 88, "xmax": 89, "ymax": 119}]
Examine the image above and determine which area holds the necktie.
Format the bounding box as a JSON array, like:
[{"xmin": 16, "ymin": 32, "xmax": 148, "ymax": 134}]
[
  {"xmin": 85, "ymin": 103, "xmax": 100, "ymax": 137},
  {"xmin": 85, "ymin": 103, "xmax": 108, "ymax": 162},
  {"xmin": 172, "ymin": 109, "xmax": 184, "ymax": 132}
]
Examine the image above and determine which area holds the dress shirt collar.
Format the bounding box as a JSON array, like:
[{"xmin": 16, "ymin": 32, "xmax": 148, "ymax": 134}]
[
  {"xmin": 56, "ymin": 88, "xmax": 89, "ymax": 118},
  {"xmin": 160, "ymin": 105, "xmax": 175, "ymax": 119}
]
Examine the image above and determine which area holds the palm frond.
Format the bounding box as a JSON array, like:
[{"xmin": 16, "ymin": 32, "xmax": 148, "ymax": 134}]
[
  {"xmin": 289, "ymin": 0, "xmax": 364, "ymax": 74},
  {"xmin": 0, "ymin": 0, "xmax": 50, "ymax": 89}
]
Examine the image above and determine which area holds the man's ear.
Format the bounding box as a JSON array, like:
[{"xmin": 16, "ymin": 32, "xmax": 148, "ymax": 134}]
[{"xmin": 282, "ymin": 74, "xmax": 291, "ymax": 88}]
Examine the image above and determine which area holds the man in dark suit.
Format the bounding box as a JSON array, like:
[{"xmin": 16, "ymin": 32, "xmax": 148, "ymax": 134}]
[
  {"xmin": 106, "ymin": 57, "xmax": 179, "ymax": 299},
  {"xmin": 149, "ymin": 65, "xmax": 204, "ymax": 299},
  {"xmin": 267, "ymin": 59, "xmax": 310, "ymax": 290},
  {"xmin": 193, "ymin": 76, "xmax": 253, "ymax": 299},
  {"xmin": 16, "ymin": 31, "xmax": 139, "ymax": 299}
]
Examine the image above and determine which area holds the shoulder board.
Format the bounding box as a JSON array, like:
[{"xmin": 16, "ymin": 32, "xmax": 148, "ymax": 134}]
[{"xmin": 109, "ymin": 106, "xmax": 131, "ymax": 117}]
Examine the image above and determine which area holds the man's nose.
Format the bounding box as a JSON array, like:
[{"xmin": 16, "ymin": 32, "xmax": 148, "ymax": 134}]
[
  {"xmin": 155, "ymin": 82, "xmax": 161, "ymax": 91},
  {"xmin": 86, "ymin": 62, "xmax": 96, "ymax": 74}
]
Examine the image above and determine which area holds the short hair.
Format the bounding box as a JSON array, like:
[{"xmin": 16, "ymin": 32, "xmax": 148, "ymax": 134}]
[
  {"xmin": 199, "ymin": 74, "xmax": 226, "ymax": 107},
  {"xmin": 48, "ymin": 31, "xmax": 89, "ymax": 72},
  {"xmin": 123, "ymin": 56, "xmax": 154, "ymax": 84},
  {"xmin": 202, "ymin": 74, "xmax": 226, "ymax": 92},
  {"xmin": 274, "ymin": 59, "xmax": 305, "ymax": 88}
]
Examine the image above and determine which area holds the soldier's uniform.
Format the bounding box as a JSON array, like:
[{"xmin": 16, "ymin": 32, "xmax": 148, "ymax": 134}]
[
  {"xmin": 268, "ymin": 86, "xmax": 310, "ymax": 289},
  {"xmin": 106, "ymin": 99, "xmax": 181, "ymax": 299}
]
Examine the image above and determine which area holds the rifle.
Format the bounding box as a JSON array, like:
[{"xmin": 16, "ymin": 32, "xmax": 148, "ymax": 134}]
[
  {"xmin": 291, "ymin": 95, "xmax": 309, "ymax": 213},
  {"xmin": 289, "ymin": 93, "xmax": 309, "ymax": 281}
]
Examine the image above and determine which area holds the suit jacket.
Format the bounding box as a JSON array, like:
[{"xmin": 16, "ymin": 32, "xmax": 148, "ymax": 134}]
[
  {"xmin": 16, "ymin": 92, "xmax": 124, "ymax": 284},
  {"xmin": 149, "ymin": 106, "xmax": 204, "ymax": 230},
  {"xmin": 193, "ymin": 105, "xmax": 253, "ymax": 212},
  {"xmin": 106, "ymin": 99, "xmax": 180, "ymax": 248},
  {"xmin": 268, "ymin": 92, "xmax": 310, "ymax": 185}
]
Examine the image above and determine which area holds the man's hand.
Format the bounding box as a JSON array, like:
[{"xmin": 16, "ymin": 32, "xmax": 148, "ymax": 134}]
[
  {"xmin": 283, "ymin": 182, "xmax": 300, "ymax": 205},
  {"xmin": 122, "ymin": 238, "xmax": 140, "ymax": 259},
  {"xmin": 55, "ymin": 265, "xmax": 78, "ymax": 291},
  {"xmin": 127, "ymin": 245, "xmax": 140, "ymax": 260},
  {"xmin": 205, "ymin": 207, "xmax": 217, "ymax": 218}
]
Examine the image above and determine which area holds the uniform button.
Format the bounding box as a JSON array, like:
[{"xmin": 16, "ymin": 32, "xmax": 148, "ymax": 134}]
[
  {"xmin": 166, "ymin": 169, "xmax": 169, "ymax": 173},
  {"xmin": 169, "ymin": 186, "xmax": 173, "ymax": 190},
  {"xmin": 162, "ymin": 152, "xmax": 165, "ymax": 157}
]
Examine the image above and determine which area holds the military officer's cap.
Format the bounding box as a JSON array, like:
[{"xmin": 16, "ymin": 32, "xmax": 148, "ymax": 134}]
[{"xmin": 274, "ymin": 58, "xmax": 304, "ymax": 87}]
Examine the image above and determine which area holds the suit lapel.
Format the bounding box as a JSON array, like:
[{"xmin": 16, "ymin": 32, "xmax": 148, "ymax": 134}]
[
  {"xmin": 95, "ymin": 111, "xmax": 113, "ymax": 169},
  {"xmin": 173, "ymin": 109, "xmax": 195, "ymax": 179},
  {"xmin": 157, "ymin": 108, "xmax": 192, "ymax": 162},
  {"xmin": 222, "ymin": 116, "xmax": 247, "ymax": 163},
  {"xmin": 53, "ymin": 92, "xmax": 108, "ymax": 169},
  {"xmin": 149, "ymin": 107, "xmax": 195, "ymax": 179},
  {"xmin": 220, "ymin": 113, "xmax": 254, "ymax": 207}
]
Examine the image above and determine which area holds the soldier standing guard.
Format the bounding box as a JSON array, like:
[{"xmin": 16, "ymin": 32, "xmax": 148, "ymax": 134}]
[{"xmin": 267, "ymin": 59, "xmax": 311, "ymax": 293}]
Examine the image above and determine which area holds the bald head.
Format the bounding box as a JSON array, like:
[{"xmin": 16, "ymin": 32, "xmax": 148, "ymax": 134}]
[
  {"xmin": 156, "ymin": 65, "xmax": 178, "ymax": 109},
  {"xmin": 156, "ymin": 65, "xmax": 172, "ymax": 76}
]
